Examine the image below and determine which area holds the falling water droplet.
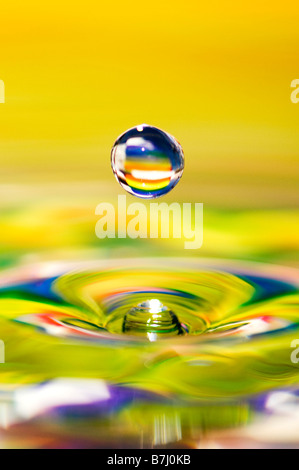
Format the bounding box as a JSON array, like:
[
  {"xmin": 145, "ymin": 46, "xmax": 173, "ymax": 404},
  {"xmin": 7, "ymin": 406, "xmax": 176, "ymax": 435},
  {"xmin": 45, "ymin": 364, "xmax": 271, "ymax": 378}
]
[
  {"xmin": 122, "ymin": 299, "xmax": 185, "ymax": 341},
  {"xmin": 111, "ymin": 124, "xmax": 184, "ymax": 198}
]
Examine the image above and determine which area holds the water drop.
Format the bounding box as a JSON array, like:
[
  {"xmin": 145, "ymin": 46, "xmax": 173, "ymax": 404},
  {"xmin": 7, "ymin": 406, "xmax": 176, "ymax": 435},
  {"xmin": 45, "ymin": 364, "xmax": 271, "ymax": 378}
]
[
  {"xmin": 111, "ymin": 124, "xmax": 184, "ymax": 198},
  {"xmin": 122, "ymin": 299, "xmax": 185, "ymax": 341}
]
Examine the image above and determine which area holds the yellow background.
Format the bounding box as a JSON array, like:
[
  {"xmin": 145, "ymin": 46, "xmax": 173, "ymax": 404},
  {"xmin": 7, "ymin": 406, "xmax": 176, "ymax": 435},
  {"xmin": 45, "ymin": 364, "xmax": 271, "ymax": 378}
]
[{"xmin": 0, "ymin": 1, "xmax": 298, "ymax": 264}]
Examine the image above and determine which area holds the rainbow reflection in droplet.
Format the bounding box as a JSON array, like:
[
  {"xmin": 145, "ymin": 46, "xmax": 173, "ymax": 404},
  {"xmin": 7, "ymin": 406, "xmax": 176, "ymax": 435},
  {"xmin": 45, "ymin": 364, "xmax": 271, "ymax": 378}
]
[{"xmin": 111, "ymin": 124, "xmax": 184, "ymax": 198}]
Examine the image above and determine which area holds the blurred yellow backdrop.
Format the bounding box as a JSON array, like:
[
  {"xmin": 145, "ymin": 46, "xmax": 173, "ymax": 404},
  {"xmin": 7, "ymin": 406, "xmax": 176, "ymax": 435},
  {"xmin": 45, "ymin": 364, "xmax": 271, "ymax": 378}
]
[
  {"xmin": 0, "ymin": 1, "xmax": 298, "ymax": 265},
  {"xmin": 0, "ymin": 1, "xmax": 298, "ymax": 203}
]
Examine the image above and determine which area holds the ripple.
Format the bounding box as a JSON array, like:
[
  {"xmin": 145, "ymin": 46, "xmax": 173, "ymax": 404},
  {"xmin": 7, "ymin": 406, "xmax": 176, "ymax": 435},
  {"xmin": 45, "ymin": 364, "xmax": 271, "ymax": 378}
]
[
  {"xmin": 0, "ymin": 258, "xmax": 299, "ymax": 446},
  {"xmin": 0, "ymin": 258, "xmax": 298, "ymax": 397},
  {"xmin": 1, "ymin": 258, "xmax": 296, "ymax": 344}
]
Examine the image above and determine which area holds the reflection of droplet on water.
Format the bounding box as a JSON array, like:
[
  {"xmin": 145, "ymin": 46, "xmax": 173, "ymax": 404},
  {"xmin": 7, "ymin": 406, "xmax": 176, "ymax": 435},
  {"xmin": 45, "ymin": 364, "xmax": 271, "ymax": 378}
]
[
  {"xmin": 111, "ymin": 124, "xmax": 184, "ymax": 198},
  {"xmin": 122, "ymin": 299, "xmax": 185, "ymax": 341}
]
